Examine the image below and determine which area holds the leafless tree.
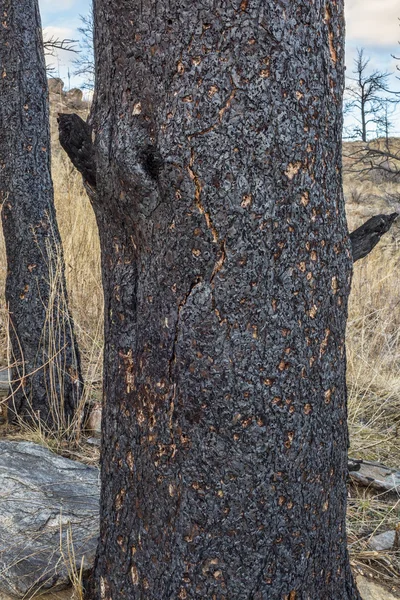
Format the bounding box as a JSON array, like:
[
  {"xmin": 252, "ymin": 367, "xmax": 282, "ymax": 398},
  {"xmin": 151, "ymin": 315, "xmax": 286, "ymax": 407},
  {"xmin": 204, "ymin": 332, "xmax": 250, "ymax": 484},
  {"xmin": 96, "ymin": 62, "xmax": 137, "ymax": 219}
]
[
  {"xmin": 345, "ymin": 48, "xmax": 398, "ymax": 142},
  {"xmin": 343, "ymin": 49, "xmax": 400, "ymax": 180},
  {"xmin": 73, "ymin": 11, "xmax": 94, "ymax": 90},
  {"xmin": 0, "ymin": 0, "xmax": 83, "ymax": 427},
  {"xmin": 42, "ymin": 35, "xmax": 77, "ymax": 74},
  {"xmin": 60, "ymin": 1, "xmax": 364, "ymax": 598}
]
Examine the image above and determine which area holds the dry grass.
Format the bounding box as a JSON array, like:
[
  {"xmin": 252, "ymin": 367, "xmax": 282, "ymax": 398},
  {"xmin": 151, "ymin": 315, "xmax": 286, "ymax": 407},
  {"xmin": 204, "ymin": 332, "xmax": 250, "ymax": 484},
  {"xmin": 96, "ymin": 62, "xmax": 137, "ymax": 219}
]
[
  {"xmin": 0, "ymin": 133, "xmax": 399, "ymax": 461},
  {"xmin": 0, "ymin": 110, "xmax": 103, "ymax": 458},
  {"xmin": 343, "ymin": 153, "xmax": 400, "ymax": 582}
]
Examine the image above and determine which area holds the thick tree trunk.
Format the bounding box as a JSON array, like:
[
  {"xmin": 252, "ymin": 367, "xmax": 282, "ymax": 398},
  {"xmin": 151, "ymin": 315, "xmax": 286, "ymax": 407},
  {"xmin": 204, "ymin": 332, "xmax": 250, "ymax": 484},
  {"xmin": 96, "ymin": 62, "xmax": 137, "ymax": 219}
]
[
  {"xmin": 85, "ymin": 1, "xmax": 361, "ymax": 598},
  {"xmin": 0, "ymin": 0, "xmax": 83, "ymax": 427}
]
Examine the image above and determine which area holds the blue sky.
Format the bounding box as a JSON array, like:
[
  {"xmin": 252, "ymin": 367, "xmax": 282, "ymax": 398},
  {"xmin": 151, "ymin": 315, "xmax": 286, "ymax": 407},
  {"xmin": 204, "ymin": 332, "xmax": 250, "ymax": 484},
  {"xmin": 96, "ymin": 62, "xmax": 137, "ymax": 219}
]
[
  {"xmin": 39, "ymin": 0, "xmax": 92, "ymax": 89},
  {"xmin": 39, "ymin": 0, "xmax": 400, "ymax": 134}
]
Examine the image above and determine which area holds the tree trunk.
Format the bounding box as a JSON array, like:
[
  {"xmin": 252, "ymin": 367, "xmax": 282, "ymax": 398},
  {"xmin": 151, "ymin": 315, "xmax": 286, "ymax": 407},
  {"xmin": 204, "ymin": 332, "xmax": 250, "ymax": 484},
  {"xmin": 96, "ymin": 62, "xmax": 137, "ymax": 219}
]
[
  {"xmin": 86, "ymin": 1, "xmax": 360, "ymax": 598},
  {"xmin": 0, "ymin": 0, "xmax": 83, "ymax": 428}
]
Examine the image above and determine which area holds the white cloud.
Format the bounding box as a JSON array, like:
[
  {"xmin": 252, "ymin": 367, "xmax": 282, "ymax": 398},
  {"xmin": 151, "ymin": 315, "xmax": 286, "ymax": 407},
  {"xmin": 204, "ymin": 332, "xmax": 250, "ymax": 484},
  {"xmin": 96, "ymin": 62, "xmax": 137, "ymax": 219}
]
[
  {"xmin": 43, "ymin": 25, "xmax": 76, "ymax": 41},
  {"xmin": 43, "ymin": 26, "xmax": 79, "ymax": 84},
  {"xmin": 345, "ymin": 0, "xmax": 400, "ymax": 46}
]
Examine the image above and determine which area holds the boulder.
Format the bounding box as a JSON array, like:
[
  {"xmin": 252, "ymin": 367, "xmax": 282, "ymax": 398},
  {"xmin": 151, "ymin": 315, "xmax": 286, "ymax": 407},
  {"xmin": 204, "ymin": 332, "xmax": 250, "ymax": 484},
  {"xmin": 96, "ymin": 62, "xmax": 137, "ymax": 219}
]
[
  {"xmin": 85, "ymin": 403, "xmax": 102, "ymax": 438},
  {"xmin": 0, "ymin": 441, "xmax": 99, "ymax": 598},
  {"xmin": 349, "ymin": 459, "xmax": 400, "ymax": 495},
  {"xmin": 368, "ymin": 530, "xmax": 396, "ymax": 551},
  {"xmin": 47, "ymin": 78, "xmax": 64, "ymax": 95},
  {"xmin": 65, "ymin": 88, "xmax": 83, "ymax": 104},
  {"xmin": 357, "ymin": 575, "xmax": 400, "ymax": 600}
]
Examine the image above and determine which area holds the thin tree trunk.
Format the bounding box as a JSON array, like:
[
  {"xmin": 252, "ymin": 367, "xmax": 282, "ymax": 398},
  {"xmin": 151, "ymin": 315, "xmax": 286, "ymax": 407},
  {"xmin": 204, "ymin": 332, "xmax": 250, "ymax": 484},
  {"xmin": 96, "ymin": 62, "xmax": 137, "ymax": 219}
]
[
  {"xmin": 82, "ymin": 1, "xmax": 361, "ymax": 597},
  {"xmin": 0, "ymin": 0, "xmax": 83, "ymax": 428}
]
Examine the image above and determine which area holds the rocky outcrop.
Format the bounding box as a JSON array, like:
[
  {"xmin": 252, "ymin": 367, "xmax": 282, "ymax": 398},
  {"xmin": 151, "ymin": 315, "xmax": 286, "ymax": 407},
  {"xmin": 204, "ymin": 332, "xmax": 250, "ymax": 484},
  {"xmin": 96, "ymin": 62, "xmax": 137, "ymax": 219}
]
[
  {"xmin": 0, "ymin": 441, "xmax": 99, "ymax": 598},
  {"xmin": 47, "ymin": 78, "xmax": 88, "ymax": 111}
]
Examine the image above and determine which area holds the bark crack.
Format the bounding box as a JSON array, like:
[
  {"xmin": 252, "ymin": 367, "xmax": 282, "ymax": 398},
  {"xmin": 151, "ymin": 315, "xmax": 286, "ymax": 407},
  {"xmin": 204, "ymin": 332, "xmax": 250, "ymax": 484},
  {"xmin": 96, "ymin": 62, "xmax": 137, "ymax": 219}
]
[
  {"xmin": 187, "ymin": 79, "xmax": 237, "ymax": 140},
  {"xmin": 187, "ymin": 150, "xmax": 227, "ymax": 326},
  {"xmin": 188, "ymin": 148, "xmax": 219, "ymax": 243},
  {"xmin": 168, "ymin": 276, "xmax": 203, "ymax": 380}
]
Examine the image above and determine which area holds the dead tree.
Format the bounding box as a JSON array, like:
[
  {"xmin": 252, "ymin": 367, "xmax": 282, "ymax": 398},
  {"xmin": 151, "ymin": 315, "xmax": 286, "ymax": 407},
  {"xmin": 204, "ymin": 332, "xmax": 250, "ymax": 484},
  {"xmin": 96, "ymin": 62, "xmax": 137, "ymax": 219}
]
[
  {"xmin": 0, "ymin": 0, "xmax": 83, "ymax": 427},
  {"xmin": 58, "ymin": 114, "xmax": 399, "ymax": 267},
  {"xmin": 61, "ymin": 1, "xmax": 363, "ymax": 598},
  {"xmin": 350, "ymin": 213, "xmax": 398, "ymax": 261}
]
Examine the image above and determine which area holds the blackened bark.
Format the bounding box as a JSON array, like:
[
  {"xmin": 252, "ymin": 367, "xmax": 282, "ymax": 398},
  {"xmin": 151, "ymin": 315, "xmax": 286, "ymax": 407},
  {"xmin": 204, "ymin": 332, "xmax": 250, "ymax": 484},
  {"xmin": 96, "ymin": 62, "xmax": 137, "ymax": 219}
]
[
  {"xmin": 350, "ymin": 212, "xmax": 398, "ymax": 262},
  {"xmin": 58, "ymin": 113, "xmax": 96, "ymax": 189},
  {"xmin": 0, "ymin": 0, "xmax": 83, "ymax": 427},
  {"xmin": 86, "ymin": 1, "xmax": 361, "ymax": 598},
  {"xmin": 58, "ymin": 117, "xmax": 399, "ymax": 271}
]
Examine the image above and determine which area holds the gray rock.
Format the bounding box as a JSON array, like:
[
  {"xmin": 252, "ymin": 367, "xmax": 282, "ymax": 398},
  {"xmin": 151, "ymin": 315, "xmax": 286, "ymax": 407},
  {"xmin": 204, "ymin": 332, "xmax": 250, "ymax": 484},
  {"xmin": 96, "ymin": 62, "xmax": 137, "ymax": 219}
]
[
  {"xmin": 0, "ymin": 369, "xmax": 10, "ymax": 395},
  {"xmin": 349, "ymin": 459, "xmax": 400, "ymax": 495},
  {"xmin": 368, "ymin": 530, "xmax": 396, "ymax": 551},
  {"xmin": 0, "ymin": 441, "xmax": 99, "ymax": 598},
  {"xmin": 0, "ymin": 588, "xmax": 73, "ymax": 599},
  {"xmin": 356, "ymin": 575, "xmax": 399, "ymax": 600},
  {"xmin": 48, "ymin": 78, "xmax": 64, "ymax": 95},
  {"xmin": 0, "ymin": 370, "xmax": 10, "ymax": 424}
]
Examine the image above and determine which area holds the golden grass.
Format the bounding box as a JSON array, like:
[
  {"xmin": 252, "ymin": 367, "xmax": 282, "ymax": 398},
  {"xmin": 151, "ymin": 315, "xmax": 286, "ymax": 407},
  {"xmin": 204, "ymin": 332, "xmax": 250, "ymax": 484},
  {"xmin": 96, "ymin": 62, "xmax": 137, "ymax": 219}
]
[
  {"xmin": 343, "ymin": 163, "xmax": 400, "ymax": 580},
  {"xmin": 0, "ymin": 137, "xmax": 399, "ymax": 461},
  {"xmin": 0, "ymin": 118, "xmax": 103, "ymax": 454}
]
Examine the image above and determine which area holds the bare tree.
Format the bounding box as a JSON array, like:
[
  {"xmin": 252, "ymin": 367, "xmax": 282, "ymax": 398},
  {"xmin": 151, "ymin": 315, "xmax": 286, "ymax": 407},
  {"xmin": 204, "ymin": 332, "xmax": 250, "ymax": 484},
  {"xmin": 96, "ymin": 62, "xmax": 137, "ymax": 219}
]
[
  {"xmin": 345, "ymin": 48, "xmax": 398, "ymax": 142},
  {"xmin": 73, "ymin": 10, "xmax": 94, "ymax": 90},
  {"xmin": 60, "ymin": 1, "xmax": 364, "ymax": 598},
  {"xmin": 43, "ymin": 35, "xmax": 78, "ymax": 75}
]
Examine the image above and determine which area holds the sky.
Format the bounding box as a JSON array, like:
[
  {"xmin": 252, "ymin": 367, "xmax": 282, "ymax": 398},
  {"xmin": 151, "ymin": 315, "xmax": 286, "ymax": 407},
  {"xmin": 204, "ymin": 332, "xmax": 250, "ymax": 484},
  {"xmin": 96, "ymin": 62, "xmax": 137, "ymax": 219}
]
[{"xmin": 38, "ymin": 0, "xmax": 400, "ymax": 135}]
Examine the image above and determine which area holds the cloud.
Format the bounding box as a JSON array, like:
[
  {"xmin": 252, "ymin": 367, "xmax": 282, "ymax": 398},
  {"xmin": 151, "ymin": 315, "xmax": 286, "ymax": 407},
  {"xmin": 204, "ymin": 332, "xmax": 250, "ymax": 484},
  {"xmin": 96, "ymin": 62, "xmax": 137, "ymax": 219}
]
[
  {"xmin": 345, "ymin": 0, "xmax": 400, "ymax": 46},
  {"xmin": 43, "ymin": 26, "xmax": 79, "ymax": 81},
  {"xmin": 43, "ymin": 25, "xmax": 76, "ymax": 42}
]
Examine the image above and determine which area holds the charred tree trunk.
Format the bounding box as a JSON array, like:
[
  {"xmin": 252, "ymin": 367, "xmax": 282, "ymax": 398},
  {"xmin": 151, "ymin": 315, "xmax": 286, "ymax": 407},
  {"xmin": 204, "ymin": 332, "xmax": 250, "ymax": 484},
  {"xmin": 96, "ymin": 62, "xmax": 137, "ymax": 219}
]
[
  {"xmin": 57, "ymin": 115, "xmax": 400, "ymax": 269},
  {"xmin": 72, "ymin": 0, "xmax": 361, "ymax": 597},
  {"xmin": 0, "ymin": 0, "xmax": 83, "ymax": 427}
]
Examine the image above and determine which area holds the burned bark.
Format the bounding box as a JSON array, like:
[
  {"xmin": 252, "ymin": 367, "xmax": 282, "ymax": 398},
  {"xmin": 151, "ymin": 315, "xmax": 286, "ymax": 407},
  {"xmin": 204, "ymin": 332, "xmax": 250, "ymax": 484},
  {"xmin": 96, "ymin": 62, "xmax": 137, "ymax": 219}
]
[
  {"xmin": 58, "ymin": 113, "xmax": 96, "ymax": 189},
  {"xmin": 72, "ymin": 1, "xmax": 361, "ymax": 598},
  {"xmin": 59, "ymin": 114, "xmax": 398, "ymax": 269},
  {"xmin": 0, "ymin": 0, "xmax": 83, "ymax": 427},
  {"xmin": 350, "ymin": 212, "xmax": 398, "ymax": 262}
]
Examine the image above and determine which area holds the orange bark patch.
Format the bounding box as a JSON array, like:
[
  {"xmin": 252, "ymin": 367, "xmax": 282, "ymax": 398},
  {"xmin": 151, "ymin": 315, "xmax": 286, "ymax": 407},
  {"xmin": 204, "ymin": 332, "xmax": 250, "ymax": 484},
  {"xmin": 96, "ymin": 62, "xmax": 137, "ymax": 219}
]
[{"xmin": 285, "ymin": 162, "xmax": 302, "ymax": 180}]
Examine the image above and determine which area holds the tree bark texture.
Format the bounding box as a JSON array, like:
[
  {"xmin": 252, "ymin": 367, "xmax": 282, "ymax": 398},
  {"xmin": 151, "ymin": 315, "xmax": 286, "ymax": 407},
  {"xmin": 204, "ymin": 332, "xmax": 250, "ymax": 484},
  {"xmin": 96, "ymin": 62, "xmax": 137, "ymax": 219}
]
[
  {"xmin": 0, "ymin": 0, "xmax": 83, "ymax": 427},
  {"xmin": 88, "ymin": 1, "xmax": 360, "ymax": 598}
]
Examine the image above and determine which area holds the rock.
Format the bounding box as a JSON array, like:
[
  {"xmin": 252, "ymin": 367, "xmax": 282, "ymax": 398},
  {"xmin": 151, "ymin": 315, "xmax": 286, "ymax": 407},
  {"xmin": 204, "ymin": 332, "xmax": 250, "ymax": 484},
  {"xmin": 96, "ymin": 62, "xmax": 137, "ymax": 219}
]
[
  {"xmin": 368, "ymin": 530, "xmax": 396, "ymax": 551},
  {"xmin": 48, "ymin": 78, "xmax": 64, "ymax": 95},
  {"xmin": 86, "ymin": 437, "xmax": 101, "ymax": 447},
  {"xmin": 65, "ymin": 88, "xmax": 83, "ymax": 105},
  {"xmin": 86, "ymin": 403, "xmax": 102, "ymax": 438},
  {"xmin": 0, "ymin": 369, "xmax": 10, "ymax": 395},
  {"xmin": 0, "ymin": 441, "xmax": 99, "ymax": 598},
  {"xmin": 349, "ymin": 459, "xmax": 400, "ymax": 495},
  {"xmin": 0, "ymin": 588, "xmax": 73, "ymax": 599},
  {"xmin": 357, "ymin": 575, "xmax": 399, "ymax": 600},
  {"xmin": 0, "ymin": 370, "xmax": 10, "ymax": 424}
]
